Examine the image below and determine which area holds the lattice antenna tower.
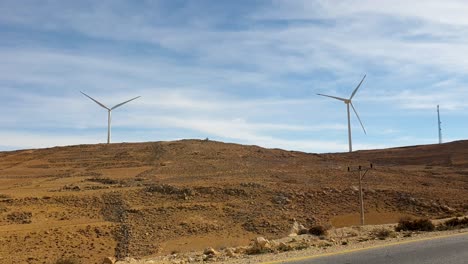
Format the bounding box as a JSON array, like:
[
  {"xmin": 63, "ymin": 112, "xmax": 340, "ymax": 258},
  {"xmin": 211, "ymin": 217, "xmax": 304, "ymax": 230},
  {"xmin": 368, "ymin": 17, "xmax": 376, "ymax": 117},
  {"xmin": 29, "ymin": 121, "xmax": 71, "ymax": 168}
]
[{"xmin": 437, "ymin": 105, "xmax": 442, "ymax": 144}]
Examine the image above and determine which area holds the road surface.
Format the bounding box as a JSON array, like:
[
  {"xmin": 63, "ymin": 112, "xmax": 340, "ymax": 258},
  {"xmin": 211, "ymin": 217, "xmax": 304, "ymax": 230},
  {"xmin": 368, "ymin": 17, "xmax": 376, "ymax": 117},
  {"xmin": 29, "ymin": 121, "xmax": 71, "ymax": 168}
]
[{"xmin": 273, "ymin": 232, "xmax": 468, "ymax": 264}]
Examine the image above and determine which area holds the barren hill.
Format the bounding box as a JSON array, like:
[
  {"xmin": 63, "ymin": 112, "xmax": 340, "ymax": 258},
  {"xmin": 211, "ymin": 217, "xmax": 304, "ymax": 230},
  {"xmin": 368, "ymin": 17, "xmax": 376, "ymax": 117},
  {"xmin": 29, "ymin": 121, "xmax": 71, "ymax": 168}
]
[{"xmin": 0, "ymin": 139, "xmax": 467, "ymax": 263}]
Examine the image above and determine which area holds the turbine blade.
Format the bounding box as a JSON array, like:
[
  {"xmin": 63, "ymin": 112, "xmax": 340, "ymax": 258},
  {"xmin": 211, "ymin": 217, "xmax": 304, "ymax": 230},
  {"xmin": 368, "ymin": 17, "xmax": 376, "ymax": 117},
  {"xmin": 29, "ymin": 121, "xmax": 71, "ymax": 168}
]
[
  {"xmin": 350, "ymin": 102, "xmax": 367, "ymax": 135},
  {"xmin": 317, "ymin": 93, "xmax": 348, "ymax": 102},
  {"xmin": 80, "ymin": 91, "xmax": 109, "ymax": 110},
  {"xmin": 111, "ymin": 96, "xmax": 141, "ymax": 110},
  {"xmin": 350, "ymin": 74, "xmax": 366, "ymax": 100}
]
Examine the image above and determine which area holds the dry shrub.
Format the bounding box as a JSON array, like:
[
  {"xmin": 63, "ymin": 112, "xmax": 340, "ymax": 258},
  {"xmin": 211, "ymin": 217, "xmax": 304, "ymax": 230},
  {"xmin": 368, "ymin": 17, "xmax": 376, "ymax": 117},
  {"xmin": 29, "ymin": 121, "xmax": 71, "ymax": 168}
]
[
  {"xmin": 309, "ymin": 225, "xmax": 328, "ymax": 236},
  {"xmin": 395, "ymin": 217, "xmax": 434, "ymax": 232},
  {"xmin": 292, "ymin": 241, "xmax": 310, "ymax": 250},
  {"xmin": 86, "ymin": 177, "xmax": 118, "ymax": 185},
  {"xmin": 7, "ymin": 212, "xmax": 32, "ymax": 224},
  {"xmin": 438, "ymin": 217, "xmax": 468, "ymax": 230},
  {"xmin": 371, "ymin": 228, "xmax": 396, "ymax": 240}
]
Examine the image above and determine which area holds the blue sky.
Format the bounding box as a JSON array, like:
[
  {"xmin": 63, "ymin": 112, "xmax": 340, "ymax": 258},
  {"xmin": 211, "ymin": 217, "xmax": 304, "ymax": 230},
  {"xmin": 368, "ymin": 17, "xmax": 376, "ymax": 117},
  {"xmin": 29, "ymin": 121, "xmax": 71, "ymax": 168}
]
[{"xmin": 1, "ymin": 0, "xmax": 468, "ymax": 153}]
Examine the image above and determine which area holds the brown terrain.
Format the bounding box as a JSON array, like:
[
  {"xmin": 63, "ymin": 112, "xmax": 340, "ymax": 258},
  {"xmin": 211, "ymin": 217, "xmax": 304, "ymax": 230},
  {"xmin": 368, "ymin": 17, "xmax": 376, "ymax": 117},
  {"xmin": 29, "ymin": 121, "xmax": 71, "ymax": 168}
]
[{"xmin": 0, "ymin": 139, "xmax": 467, "ymax": 263}]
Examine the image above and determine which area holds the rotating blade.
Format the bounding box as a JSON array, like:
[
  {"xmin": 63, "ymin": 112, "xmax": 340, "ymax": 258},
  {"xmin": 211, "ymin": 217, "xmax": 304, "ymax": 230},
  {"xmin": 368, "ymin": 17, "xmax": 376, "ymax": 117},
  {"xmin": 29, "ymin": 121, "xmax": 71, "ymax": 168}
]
[
  {"xmin": 111, "ymin": 96, "xmax": 141, "ymax": 110},
  {"xmin": 81, "ymin": 91, "xmax": 109, "ymax": 110},
  {"xmin": 350, "ymin": 102, "xmax": 367, "ymax": 135},
  {"xmin": 350, "ymin": 74, "xmax": 366, "ymax": 100}
]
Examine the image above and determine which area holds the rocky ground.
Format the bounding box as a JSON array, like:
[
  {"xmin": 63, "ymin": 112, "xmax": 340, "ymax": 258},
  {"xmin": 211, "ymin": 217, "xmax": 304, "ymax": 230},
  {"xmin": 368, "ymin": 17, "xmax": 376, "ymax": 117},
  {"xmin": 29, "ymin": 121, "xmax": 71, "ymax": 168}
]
[
  {"xmin": 112, "ymin": 217, "xmax": 468, "ymax": 264},
  {"xmin": 0, "ymin": 139, "xmax": 467, "ymax": 263}
]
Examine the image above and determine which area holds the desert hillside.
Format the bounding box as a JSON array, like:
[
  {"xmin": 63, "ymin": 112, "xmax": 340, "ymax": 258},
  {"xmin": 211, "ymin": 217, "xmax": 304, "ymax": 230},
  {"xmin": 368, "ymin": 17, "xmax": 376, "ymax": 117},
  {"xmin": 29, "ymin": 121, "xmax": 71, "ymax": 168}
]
[{"xmin": 0, "ymin": 139, "xmax": 467, "ymax": 263}]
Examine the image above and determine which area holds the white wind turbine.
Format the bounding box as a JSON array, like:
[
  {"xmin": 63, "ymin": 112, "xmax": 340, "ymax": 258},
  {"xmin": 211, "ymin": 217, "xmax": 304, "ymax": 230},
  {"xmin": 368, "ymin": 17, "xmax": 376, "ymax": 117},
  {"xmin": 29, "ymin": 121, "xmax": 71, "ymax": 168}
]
[
  {"xmin": 317, "ymin": 75, "xmax": 367, "ymax": 152},
  {"xmin": 81, "ymin": 91, "xmax": 140, "ymax": 144}
]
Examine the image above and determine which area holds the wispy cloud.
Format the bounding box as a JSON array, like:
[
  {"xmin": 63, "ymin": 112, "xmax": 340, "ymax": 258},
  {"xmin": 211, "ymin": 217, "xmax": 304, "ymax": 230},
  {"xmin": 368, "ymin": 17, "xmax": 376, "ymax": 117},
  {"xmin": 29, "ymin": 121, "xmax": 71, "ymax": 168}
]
[
  {"xmin": 0, "ymin": 131, "xmax": 102, "ymax": 149},
  {"xmin": 0, "ymin": 0, "xmax": 467, "ymax": 152}
]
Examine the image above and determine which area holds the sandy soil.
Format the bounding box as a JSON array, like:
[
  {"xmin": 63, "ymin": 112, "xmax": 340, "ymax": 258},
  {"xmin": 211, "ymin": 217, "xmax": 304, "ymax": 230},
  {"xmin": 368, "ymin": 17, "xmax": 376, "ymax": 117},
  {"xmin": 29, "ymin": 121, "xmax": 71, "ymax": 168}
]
[{"xmin": 0, "ymin": 139, "xmax": 467, "ymax": 263}]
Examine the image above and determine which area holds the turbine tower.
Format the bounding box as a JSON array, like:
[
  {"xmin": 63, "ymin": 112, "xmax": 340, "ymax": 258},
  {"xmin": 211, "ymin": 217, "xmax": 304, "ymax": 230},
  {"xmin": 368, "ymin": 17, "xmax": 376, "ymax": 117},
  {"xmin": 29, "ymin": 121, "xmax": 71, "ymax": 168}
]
[
  {"xmin": 437, "ymin": 105, "xmax": 442, "ymax": 144},
  {"xmin": 317, "ymin": 75, "xmax": 367, "ymax": 152},
  {"xmin": 81, "ymin": 91, "xmax": 140, "ymax": 144}
]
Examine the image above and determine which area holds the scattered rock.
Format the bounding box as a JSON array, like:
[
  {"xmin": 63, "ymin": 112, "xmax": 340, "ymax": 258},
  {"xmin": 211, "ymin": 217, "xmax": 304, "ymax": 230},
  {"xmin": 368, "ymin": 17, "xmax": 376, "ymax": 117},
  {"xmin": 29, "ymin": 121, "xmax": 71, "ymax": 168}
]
[
  {"xmin": 203, "ymin": 247, "xmax": 219, "ymax": 256},
  {"xmin": 224, "ymin": 188, "xmax": 247, "ymax": 196},
  {"xmin": 248, "ymin": 236, "xmax": 272, "ymax": 254},
  {"xmin": 288, "ymin": 221, "xmax": 300, "ymax": 236},
  {"xmin": 272, "ymin": 194, "xmax": 291, "ymax": 205},
  {"xmin": 298, "ymin": 224, "xmax": 308, "ymax": 235},
  {"xmin": 277, "ymin": 242, "xmax": 292, "ymax": 251},
  {"xmin": 102, "ymin": 256, "xmax": 116, "ymax": 264},
  {"xmin": 62, "ymin": 184, "xmax": 81, "ymax": 191},
  {"xmin": 123, "ymin": 257, "xmax": 137, "ymax": 263},
  {"xmin": 224, "ymin": 248, "xmax": 237, "ymax": 257},
  {"xmin": 440, "ymin": 205, "xmax": 455, "ymax": 212},
  {"xmin": 234, "ymin": 246, "xmax": 248, "ymax": 254},
  {"xmin": 240, "ymin": 182, "xmax": 264, "ymax": 188}
]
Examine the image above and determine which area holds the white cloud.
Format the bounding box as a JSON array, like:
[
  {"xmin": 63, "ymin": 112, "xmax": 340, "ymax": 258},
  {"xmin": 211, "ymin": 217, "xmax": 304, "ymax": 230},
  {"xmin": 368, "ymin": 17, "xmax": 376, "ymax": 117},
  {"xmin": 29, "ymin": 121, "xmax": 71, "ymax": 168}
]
[
  {"xmin": 0, "ymin": 131, "xmax": 102, "ymax": 149},
  {"xmin": 360, "ymin": 86, "xmax": 468, "ymax": 111},
  {"xmin": 1, "ymin": 1, "xmax": 467, "ymax": 152},
  {"xmin": 260, "ymin": 0, "xmax": 468, "ymax": 25}
]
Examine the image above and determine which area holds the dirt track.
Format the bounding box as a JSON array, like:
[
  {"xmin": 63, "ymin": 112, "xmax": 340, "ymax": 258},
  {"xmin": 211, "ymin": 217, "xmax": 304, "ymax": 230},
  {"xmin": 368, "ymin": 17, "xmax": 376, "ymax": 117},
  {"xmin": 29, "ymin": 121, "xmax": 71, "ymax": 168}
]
[{"xmin": 0, "ymin": 139, "xmax": 467, "ymax": 263}]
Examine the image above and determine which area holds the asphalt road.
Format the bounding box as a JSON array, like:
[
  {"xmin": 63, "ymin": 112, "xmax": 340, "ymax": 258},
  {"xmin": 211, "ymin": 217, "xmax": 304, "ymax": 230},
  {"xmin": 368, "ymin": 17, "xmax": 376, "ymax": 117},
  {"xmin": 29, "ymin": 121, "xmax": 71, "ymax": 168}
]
[{"xmin": 280, "ymin": 233, "xmax": 468, "ymax": 264}]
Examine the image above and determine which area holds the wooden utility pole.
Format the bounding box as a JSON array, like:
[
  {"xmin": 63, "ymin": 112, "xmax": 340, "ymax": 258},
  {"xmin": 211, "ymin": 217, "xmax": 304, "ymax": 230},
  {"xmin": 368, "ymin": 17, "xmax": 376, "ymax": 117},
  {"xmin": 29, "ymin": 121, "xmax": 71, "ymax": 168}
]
[{"xmin": 348, "ymin": 164, "xmax": 373, "ymax": 226}]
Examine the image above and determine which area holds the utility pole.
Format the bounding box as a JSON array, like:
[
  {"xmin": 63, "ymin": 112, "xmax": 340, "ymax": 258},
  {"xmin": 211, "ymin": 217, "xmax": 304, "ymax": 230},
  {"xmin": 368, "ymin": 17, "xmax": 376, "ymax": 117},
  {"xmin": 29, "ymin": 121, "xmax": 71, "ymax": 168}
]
[{"xmin": 348, "ymin": 164, "xmax": 373, "ymax": 226}]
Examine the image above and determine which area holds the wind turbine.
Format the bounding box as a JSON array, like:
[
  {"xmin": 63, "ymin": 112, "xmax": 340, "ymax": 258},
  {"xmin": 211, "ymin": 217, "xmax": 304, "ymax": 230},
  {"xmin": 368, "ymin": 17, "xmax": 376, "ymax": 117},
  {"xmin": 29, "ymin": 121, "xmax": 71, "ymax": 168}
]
[
  {"xmin": 317, "ymin": 75, "xmax": 367, "ymax": 152},
  {"xmin": 81, "ymin": 91, "xmax": 140, "ymax": 144}
]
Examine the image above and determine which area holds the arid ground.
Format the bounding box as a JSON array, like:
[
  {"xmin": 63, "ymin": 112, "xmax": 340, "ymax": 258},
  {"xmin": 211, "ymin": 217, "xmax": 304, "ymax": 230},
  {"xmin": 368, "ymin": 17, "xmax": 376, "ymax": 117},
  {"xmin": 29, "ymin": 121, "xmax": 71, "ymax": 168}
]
[{"xmin": 0, "ymin": 139, "xmax": 467, "ymax": 263}]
